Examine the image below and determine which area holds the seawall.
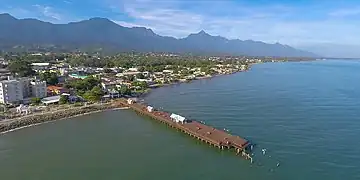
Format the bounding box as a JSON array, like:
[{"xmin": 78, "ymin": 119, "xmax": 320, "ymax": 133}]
[{"xmin": 0, "ymin": 103, "xmax": 123, "ymax": 134}]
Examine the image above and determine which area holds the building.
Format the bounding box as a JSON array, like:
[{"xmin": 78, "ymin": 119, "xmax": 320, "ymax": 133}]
[
  {"xmin": 109, "ymin": 89, "xmax": 120, "ymax": 98},
  {"xmin": 128, "ymin": 68, "xmax": 138, "ymax": 72},
  {"xmin": 101, "ymin": 82, "xmax": 117, "ymax": 92},
  {"xmin": 18, "ymin": 78, "xmax": 31, "ymax": 98},
  {"xmin": 0, "ymin": 77, "xmax": 47, "ymax": 104},
  {"xmin": 0, "ymin": 79, "xmax": 23, "ymax": 104},
  {"xmin": 57, "ymin": 76, "xmax": 66, "ymax": 83},
  {"xmin": 147, "ymin": 106, "xmax": 154, "ymax": 112},
  {"xmin": 31, "ymin": 80, "xmax": 47, "ymax": 98},
  {"xmin": 170, "ymin": 113, "xmax": 187, "ymax": 124},
  {"xmin": 69, "ymin": 74, "xmax": 88, "ymax": 79},
  {"xmin": 31, "ymin": 63, "xmax": 50, "ymax": 71},
  {"xmin": 41, "ymin": 95, "xmax": 60, "ymax": 105},
  {"xmin": 0, "ymin": 69, "xmax": 12, "ymax": 81},
  {"xmin": 47, "ymin": 86, "xmax": 69, "ymax": 96}
]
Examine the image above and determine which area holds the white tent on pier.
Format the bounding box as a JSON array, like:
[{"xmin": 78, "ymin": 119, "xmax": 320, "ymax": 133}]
[{"xmin": 170, "ymin": 113, "xmax": 186, "ymax": 124}]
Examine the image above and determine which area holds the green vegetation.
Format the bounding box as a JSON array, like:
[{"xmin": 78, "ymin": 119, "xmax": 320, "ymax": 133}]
[
  {"xmin": 39, "ymin": 72, "xmax": 59, "ymax": 85},
  {"xmin": 0, "ymin": 51, "xmax": 302, "ymax": 105},
  {"xmin": 64, "ymin": 53, "xmax": 220, "ymax": 70},
  {"xmin": 132, "ymin": 81, "xmax": 148, "ymax": 89},
  {"xmin": 59, "ymin": 95, "xmax": 69, "ymax": 104},
  {"xmin": 83, "ymin": 86, "xmax": 104, "ymax": 102},
  {"xmin": 30, "ymin": 97, "xmax": 41, "ymax": 105},
  {"xmin": 64, "ymin": 76, "xmax": 104, "ymax": 102},
  {"xmin": 117, "ymin": 86, "xmax": 131, "ymax": 96},
  {"xmin": 200, "ymin": 66, "xmax": 215, "ymax": 75},
  {"xmin": 8, "ymin": 60, "xmax": 35, "ymax": 77},
  {"xmin": 73, "ymin": 102, "xmax": 83, "ymax": 107},
  {"xmin": 3, "ymin": 53, "xmax": 67, "ymax": 63},
  {"xmin": 65, "ymin": 76, "xmax": 101, "ymax": 95}
]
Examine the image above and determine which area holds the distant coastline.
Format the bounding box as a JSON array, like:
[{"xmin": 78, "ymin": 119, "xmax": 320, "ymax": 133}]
[
  {"xmin": 0, "ymin": 66, "xmax": 248, "ymax": 134},
  {"xmin": 0, "ymin": 60, "xmax": 308, "ymax": 134}
]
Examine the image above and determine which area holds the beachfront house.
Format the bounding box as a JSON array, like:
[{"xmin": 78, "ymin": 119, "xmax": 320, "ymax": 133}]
[
  {"xmin": 109, "ymin": 89, "xmax": 120, "ymax": 98},
  {"xmin": 101, "ymin": 82, "xmax": 117, "ymax": 92},
  {"xmin": 41, "ymin": 94, "xmax": 78, "ymax": 105}
]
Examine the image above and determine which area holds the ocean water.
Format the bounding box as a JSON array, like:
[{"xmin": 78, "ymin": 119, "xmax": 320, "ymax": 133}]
[{"xmin": 1, "ymin": 60, "xmax": 360, "ymax": 180}]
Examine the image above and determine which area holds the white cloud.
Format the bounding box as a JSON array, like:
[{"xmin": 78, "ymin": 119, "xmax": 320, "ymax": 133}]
[
  {"xmin": 108, "ymin": 0, "xmax": 360, "ymax": 46},
  {"xmin": 33, "ymin": 4, "xmax": 61, "ymax": 21}
]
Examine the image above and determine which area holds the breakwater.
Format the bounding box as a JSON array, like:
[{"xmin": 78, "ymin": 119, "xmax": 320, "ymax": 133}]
[{"xmin": 0, "ymin": 103, "xmax": 123, "ymax": 134}]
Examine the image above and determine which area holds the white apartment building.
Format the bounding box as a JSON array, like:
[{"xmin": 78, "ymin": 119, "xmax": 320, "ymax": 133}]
[
  {"xmin": 30, "ymin": 80, "xmax": 47, "ymax": 98},
  {"xmin": 0, "ymin": 79, "xmax": 24, "ymax": 104},
  {"xmin": 0, "ymin": 77, "xmax": 47, "ymax": 104}
]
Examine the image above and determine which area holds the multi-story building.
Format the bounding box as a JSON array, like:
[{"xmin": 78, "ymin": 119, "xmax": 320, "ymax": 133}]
[
  {"xmin": 19, "ymin": 78, "xmax": 31, "ymax": 98},
  {"xmin": 0, "ymin": 69, "xmax": 12, "ymax": 81},
  {"xmin": 0, "ymin": 77, "xmax": 47, "ymax": 104},
  {"xmin": 0, "ymin": 79, "xmax": 24, "ymax": 104},
  {"xmin": 30, "ymin": 80, "xmax": 47, "ymax": 98}
]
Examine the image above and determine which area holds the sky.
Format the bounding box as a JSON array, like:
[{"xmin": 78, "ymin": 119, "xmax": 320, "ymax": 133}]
[{"xmin": 1, "ymin": 0, "xmax": 360, "ymax": 56}]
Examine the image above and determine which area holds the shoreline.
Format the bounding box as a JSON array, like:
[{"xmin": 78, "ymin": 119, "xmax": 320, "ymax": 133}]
[
  {"xmin": 0, "ymin": 62, "xmax": 272, "ymax": 135},
  {"xmin": 0, "ymin": 67, "xmax": 244, "ymax": 134},
  {"xmin": 0, "ymin": 103, "xmax": 129, "ymax": 135},
  {"xmin": 0, "ymin": 107, "xmax": 130, "ymax": 135},
  {"xmin": 138, "ymin": 66, "xmax": 253, "ymax": 99}
]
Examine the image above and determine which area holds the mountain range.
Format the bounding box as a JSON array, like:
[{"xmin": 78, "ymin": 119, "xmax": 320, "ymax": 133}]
[{"xmin": 0, "ymin": 13, "xmax": 317, "ymax": 57}]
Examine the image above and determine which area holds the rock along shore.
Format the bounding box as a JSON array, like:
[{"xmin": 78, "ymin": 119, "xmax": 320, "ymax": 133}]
[{"xmin": 0, "ymin": 102, "xmax": 125, "ymax": 134}]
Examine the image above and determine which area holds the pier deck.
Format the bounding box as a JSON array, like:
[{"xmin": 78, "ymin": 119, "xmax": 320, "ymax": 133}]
[{"xmin": 116, "ymin": 99, "xmax": 252, "ymax": 160}]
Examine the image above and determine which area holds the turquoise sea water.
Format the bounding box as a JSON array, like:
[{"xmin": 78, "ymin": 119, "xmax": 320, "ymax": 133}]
[{"xmin": 1, "ymin": 60, "xmax": 360, "ymax": 179}]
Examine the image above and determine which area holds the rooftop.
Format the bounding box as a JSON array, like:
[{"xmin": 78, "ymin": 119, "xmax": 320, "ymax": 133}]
[
  {"xmin": 41, "ymin": 95, "xmax": 60, "ymax": 104},
  {"xmin": 47, "ymin": 85, "xmax": 66, "ymax": 90},
  {"xmin": 32, "ymin": 62, "xmax": 50, "ymax": 66}
]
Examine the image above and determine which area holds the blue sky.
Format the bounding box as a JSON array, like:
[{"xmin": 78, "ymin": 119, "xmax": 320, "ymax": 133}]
[{"xmin": 1, "ymin": 0, "xmax": 360, "ymax": 48}]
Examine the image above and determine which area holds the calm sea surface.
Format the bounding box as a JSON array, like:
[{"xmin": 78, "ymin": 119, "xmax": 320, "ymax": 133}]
[{"xmin": 1, "ymin": 60, "xmax": 360, "ymax": 180}]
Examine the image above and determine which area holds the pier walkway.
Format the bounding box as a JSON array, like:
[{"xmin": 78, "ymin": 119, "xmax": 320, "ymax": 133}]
[{"xmin": 116, "ymin": 99, "xmax": 252, "ymax": 161}]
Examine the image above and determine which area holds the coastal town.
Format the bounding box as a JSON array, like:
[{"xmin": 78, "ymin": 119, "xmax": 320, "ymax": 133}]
[
  {"xmin": 0, "ymin": 52, "xmax": 305, "ymax": 120},
  {"xmin": 0, "ymin": 51, "xmax": 285, "ymax": 160},
  {"xmin": 0, "ymin": 51, "xmax": 315, "ymax": 164},
  {"xmin": 0, "ymin": 51, "xmax": 315, "ymax": 134}
]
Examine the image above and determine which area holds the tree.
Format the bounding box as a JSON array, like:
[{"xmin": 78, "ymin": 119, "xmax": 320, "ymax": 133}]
[
  {"xmin": 137, "ymin": 66, "xmax": 145, "ymax": 72},
  {"xmin": 136, "ymin": 73, "xmax": 145, "ymax": 79},
  {"xmin": 137, "ymin": 81, "xmax": 148, "ymax": 89},
  {"xmin": 59, "ymin": 95, "xmax": 69, "ymax": 104},
  {"xmin": 66, "ymin": 76, "xmax": 100, "ymax": 95},
  {"xmin": 8, "ymin": 60, "xmax": 35, "ymax": 77},
  {"xmin": 118, "ymin": 86, "xmax": 131, "ymax": 96},
  {"xmin": 40, "ymin": 72, "xmax": 59, "ymax": 85},
  {"xmin": 83, "ymin": 86, "xmax": 104, "ymax": 102},
  {"xmin": 31, "ymin": 97, "xmax": 41, "ymax": 105},
  {"xmin": 201, "ymin": 66, "xmax": 215, "ymax": 75}
]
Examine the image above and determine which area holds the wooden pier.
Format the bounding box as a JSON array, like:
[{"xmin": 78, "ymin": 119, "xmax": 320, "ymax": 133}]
[{"xmin": 116, "ymin": 99, "xmax": 253, "ymax": 161}]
